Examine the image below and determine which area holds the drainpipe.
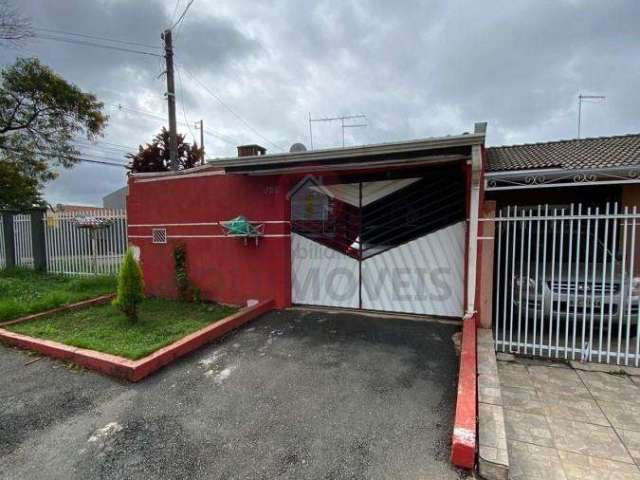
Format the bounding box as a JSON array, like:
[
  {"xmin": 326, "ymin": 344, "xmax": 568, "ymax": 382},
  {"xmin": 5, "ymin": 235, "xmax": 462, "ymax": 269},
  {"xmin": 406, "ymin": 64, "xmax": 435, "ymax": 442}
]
[{"xmin": 465, "ymin": 123, "xmax": 486, "ymax": 318}]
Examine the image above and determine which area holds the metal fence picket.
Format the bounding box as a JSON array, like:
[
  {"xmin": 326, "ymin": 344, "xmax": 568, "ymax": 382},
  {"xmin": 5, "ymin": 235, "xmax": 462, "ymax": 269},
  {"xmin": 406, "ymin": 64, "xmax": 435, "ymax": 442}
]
[{"xmin": 491, "ymin": 202, "xmax": 640, "ymax": 365}]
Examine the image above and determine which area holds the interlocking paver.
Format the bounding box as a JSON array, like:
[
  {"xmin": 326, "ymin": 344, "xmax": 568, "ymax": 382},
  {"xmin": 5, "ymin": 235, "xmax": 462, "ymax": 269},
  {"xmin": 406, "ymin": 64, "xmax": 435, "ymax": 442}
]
[
  {"xmin": 504, "ymin": 409, "xmax": 554, "ymax": 447},
  {"xmin": 578, "ymin": 370, "xmax": 640, "ymax": 402},
  {"xmin": 599, "ymin": 399, "xmax": 640, "ymax": 431},
  {"xmin": 508, "ymin": 440, "xmax": 567, "ymax": 480},
  {"xmin": 501, "ymin": 385, "xmax": 545, "ymax": 415},
  {"xmin": 558, "ymin": 450, "xmax": 640, "ymax": 480},
  {"xmin": 548, "ymin": 418, "xmax": 633, "ymax": 463}
]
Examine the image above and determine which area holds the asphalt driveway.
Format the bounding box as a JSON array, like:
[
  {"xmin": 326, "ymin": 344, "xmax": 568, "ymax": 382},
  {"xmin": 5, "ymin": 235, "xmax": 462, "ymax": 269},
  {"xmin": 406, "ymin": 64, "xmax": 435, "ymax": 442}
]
[{"xmin": 0, "ymin": 309, "xmax": 462, "ymax": 479}]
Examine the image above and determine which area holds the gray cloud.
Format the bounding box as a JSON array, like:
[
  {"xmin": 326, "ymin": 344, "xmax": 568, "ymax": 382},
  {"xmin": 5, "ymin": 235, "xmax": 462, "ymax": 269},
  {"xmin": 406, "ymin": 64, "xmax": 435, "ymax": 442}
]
[{"xmin": 2, "ymin": 0, "xmax": 639, "ymax": 206}]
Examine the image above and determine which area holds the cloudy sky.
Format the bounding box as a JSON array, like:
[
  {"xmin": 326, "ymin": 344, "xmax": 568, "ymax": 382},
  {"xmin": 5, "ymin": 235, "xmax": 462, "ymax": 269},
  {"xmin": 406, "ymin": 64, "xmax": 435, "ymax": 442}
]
[{"xmin": 2, "ymin": 0, "xmax": 639, "ymax": 206}]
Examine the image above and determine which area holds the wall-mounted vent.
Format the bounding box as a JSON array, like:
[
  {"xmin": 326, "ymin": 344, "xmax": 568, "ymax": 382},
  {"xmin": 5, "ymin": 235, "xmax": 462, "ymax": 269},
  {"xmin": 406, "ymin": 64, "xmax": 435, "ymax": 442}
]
[{"xmin": 152, "ymin": 228, "xmax": 167, "ymax": 244}]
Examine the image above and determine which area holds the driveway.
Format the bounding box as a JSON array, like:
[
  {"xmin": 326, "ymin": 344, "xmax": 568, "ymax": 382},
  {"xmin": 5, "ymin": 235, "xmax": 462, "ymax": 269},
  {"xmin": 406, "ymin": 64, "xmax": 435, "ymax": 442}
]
[{"xmin": 0, "ymin": 309, "xmax": 462, "ymax": 480}]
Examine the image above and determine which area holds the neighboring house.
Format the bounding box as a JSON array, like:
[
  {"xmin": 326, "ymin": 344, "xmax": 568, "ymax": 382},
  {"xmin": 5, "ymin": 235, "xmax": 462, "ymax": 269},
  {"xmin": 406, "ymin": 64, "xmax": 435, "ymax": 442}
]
[
  {"xmin": 53, "ymin": 204, "xmax": 106, "ymax": 214},
  {"xmin": 485, "ymin": 134, "xmax": 640, "ymax": 208},
  {"xmin": 103, "ymin": 186, "xmax": 128, "ymax": 210}
]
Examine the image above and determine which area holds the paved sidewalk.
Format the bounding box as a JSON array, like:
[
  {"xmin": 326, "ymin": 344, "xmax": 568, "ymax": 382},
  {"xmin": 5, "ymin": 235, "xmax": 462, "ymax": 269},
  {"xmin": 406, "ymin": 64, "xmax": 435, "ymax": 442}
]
[{"xmin": 497, "ymin": 357, "xmax": 640, "ymax": 480}]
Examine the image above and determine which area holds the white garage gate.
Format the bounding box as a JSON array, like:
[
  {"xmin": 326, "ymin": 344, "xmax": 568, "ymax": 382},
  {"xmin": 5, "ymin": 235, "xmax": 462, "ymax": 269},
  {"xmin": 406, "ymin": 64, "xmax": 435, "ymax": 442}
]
[{"xmin": 291, "ymin": 172, "xmax": 466, "ymax": 317}]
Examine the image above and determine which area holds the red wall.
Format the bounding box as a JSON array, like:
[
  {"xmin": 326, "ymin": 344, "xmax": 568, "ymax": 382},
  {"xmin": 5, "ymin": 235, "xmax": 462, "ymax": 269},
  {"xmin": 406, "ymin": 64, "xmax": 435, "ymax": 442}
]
[{"xmin": 127, "ymin": 171, "xmax": 295, "ymax": 308}]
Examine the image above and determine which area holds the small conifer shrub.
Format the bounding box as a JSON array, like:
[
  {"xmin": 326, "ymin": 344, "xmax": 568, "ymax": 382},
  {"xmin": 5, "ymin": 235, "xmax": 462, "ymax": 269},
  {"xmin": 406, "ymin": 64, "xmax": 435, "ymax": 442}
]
[{"xmin": 113, "ymin": 248, "xmax": 145, "ymax": 321}]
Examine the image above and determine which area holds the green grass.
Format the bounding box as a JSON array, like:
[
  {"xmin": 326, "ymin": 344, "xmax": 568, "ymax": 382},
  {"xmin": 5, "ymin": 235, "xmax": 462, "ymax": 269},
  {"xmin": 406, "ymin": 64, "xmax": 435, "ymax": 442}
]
[
  {"xmin": 6, "ymin": 298, "xmax": 238, "ymax": 360},
  {"xmin": 0, "ymin": 268, "xmax": 117, "ymax": 322}
]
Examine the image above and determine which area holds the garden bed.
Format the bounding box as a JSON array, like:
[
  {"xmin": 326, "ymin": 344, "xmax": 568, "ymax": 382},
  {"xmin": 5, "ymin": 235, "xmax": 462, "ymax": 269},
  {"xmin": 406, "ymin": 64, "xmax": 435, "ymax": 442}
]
[
  {"xmin": 5, "ymin": 298, "xmax": 238, "ymax": 359},
  {"xmin": 0, "ymin": 268, "xmax": 116, "ymax": 322},
  {"xmin": 0, "ymin": 297, "xmax": 274, "ymax": 381}
]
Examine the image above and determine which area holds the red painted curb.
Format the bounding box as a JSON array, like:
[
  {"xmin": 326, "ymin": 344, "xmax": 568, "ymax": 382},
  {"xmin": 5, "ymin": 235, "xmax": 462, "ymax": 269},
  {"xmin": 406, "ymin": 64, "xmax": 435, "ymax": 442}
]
[
  {"xmin": 0, "ymin": 299, "xmax": 274, "ymax": 382},
  {"xmin": 450, "ymin": 314, "xmax": 477, "ymax": 470},
  {"xmin": 0, "ymin": 294, "xmax": 116, "ymax": 327}
]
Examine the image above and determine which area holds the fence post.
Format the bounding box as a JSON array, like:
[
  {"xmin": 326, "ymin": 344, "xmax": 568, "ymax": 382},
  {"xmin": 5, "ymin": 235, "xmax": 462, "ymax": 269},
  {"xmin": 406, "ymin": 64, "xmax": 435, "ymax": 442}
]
[
  {"xmin": 29, "ymin": 208, "xmax": 47, "ymax": 271},
  {"xmin": 2, "ymin": 212, "xmax": 16, "ymax": 269},
  {"xmin": 478, "ymin": 201, "xmax": 496, "ymax": 329}
]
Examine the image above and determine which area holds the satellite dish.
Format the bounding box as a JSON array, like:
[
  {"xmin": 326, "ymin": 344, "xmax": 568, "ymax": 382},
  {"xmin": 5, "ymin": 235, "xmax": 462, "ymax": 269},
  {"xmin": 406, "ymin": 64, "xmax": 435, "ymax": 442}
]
[{"xmin": 289, "ymin": 142, "xmax": 307, "ymax": 153}]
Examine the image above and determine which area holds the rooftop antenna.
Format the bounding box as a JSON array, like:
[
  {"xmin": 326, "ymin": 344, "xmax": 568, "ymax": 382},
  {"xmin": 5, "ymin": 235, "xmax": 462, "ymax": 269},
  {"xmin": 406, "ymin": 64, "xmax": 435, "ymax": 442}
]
[
  {"xmin": 577, "ymin": 94, "xmax": 605, "ymax": 139},
  {"xmin": 308, "ymin": 113, "xmax": 368, "ymax": 149}
]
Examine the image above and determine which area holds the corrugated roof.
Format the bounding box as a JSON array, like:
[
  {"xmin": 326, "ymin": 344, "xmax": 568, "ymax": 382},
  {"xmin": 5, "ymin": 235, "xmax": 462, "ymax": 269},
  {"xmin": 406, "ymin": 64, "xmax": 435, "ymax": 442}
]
[{"xmin": 486, "ymin": 133, "xmax": 640, "ymax": 172}]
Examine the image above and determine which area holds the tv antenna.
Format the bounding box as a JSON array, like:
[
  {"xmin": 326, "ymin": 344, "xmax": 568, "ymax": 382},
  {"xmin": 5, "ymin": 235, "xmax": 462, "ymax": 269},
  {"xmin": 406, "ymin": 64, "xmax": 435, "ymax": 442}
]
[
  {"xmin": 308, "ymin": 113, "xmax": 368, "ymax": 149},
  {"xmin": 577, "ymin": 94, "xmax": 605, "ymax": 139}
]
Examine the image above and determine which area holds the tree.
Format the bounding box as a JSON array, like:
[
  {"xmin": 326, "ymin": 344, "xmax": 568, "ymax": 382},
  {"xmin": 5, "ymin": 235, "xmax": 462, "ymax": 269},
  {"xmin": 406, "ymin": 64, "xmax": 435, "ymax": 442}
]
[
  {"xmin": 0, "ymin": 0, "xmax": 32, "ymax": 45},
  {"xmin": 0, "ymin": 57, "xmax": 108, "ymax": 209},
  {"xmin": 127, "ymin": 127, "xmax": 203, "ymax": 173},
  {"xmin": 113, "ymin": 248, "xmax": 145, "ymax": 321}
]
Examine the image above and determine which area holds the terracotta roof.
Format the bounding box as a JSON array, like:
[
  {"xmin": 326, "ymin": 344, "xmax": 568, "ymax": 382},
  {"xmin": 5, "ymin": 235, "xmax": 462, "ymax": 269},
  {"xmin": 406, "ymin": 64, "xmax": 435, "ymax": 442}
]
[{"xmin": 486, "ymin": 134, "xmax": 640, "ymax": 172}]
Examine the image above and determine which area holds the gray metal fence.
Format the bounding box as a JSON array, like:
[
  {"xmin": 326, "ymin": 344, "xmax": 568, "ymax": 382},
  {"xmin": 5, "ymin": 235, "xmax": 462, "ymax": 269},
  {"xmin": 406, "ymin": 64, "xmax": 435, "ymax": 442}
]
[
  {"xmin": 13, "ymin": 214, "xmax": 34, "ymax": 268},
  {"xmin": 493, "ymin": 203, "xmax": 640, "ymax": 366},
  {"xmin": 0, "ymin": 209, "xmax": 127, "ymax": 276},
  {"xmin": 44, "ymin": 209, "xmax": 127, "ymax": 276},
  {"xmin": 0, "ymin": 216, "xmax": 5, "ymax": 269}
]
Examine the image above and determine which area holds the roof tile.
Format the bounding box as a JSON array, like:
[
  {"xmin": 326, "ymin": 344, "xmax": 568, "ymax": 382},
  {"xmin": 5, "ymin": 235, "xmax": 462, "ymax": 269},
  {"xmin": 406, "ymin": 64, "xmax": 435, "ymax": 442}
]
[{"xmin": 486, "ymin": 134, "xmax": 640, "ymax": 172}]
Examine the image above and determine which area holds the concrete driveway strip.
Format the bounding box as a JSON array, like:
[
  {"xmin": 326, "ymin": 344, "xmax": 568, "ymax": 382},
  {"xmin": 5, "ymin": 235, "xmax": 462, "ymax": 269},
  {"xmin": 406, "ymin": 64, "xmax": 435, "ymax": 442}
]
[{"xmin": 0, "ymin": 309, "xmax": 463, "ymax": 480}]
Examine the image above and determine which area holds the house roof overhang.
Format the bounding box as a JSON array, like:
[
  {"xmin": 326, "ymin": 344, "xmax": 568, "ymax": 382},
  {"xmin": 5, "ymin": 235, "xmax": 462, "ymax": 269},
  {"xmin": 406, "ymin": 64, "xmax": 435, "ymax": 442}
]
[
  {"xmin": 210, "ymin": 132, "xmax": 484, "ymax": 175},
  {"xmin": 130, "ymin": 131, "xmax": 485, "ymax": 182}
]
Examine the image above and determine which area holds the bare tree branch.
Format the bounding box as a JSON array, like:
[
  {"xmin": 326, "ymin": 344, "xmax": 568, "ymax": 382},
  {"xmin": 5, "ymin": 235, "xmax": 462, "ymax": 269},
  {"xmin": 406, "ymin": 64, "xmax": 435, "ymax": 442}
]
[{"xmin": 0, "ymin": 0, "xmax": 32, "ymax": 45}]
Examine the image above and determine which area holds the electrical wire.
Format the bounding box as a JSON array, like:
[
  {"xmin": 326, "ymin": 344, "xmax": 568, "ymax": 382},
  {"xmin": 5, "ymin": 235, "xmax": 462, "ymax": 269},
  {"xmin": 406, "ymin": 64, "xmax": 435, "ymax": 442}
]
[
  {"xmin": 180, "ymin": 64, "xmax": 284, "ymax": 151},
  {"xmin": 32, "ymin": 34, "xmax": 163, "ymax": 57},
  {"xmin": 0, "ymin": 145, "xmax": 129, "ymax": 168},
  {"xmin": 176, "ymin": 66, "xmax": 197, "ymax": 144},
  {"xmin": 32, "ymin": 27, "xmax": 162, "ymax": 50},
  {"xmin": 170, "ymin": 0, "xmax": 183, "ymax": 26},
  {"xmin": 114, "ymin": 103, "xmax": 238, "ymax": 144},
  {"xmin": 170, "ymin": 0, "xmax": 196, "ymax": 30}
]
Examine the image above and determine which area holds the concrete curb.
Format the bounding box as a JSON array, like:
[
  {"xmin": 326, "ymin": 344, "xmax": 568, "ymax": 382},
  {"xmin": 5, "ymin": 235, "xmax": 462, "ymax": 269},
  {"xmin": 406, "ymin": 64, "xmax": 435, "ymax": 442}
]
[
  {"xmin": 477, "ymin": 328, "xmax": 509, "ymax": 480},
  {"xmin": 0, "ymin": 299, "xmax": 274, "ymax": 382},
  {"xmin": 0, "ymin": 293, "xmax": 116, "ymax": 327},
  {"xmin": 451, "ymin": 314, "xmax": 477, "ymax": 470}
]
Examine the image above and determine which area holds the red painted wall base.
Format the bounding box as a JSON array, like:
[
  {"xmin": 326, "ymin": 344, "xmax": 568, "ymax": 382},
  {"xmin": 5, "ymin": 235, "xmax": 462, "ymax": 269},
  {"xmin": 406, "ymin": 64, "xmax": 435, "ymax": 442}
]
[{"xmin": 450, "ymin": 313, "xmax": 477, "ymax": 470}]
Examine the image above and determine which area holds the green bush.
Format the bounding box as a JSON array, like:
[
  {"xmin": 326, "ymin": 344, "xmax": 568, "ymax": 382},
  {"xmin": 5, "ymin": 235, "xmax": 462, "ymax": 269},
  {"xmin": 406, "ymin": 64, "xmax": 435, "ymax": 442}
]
[
  {"xmin": 113, "ymin": 248, "xmax": 145, "ymax": 321},
  {"xmin": 173, "ymin": 243, "xmax": 191, "ymax": 301}
]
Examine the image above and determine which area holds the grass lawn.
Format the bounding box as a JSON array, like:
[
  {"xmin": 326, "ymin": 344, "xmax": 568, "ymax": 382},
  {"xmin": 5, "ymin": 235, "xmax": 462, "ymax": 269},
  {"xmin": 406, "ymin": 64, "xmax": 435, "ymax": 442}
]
[
  {"xmin": 0, "ymin": 269, "xmax": 116, "ymax": 322},
  {"xmin": 6, "ymin": 298, "xmax": 239, "ymax": 360}
]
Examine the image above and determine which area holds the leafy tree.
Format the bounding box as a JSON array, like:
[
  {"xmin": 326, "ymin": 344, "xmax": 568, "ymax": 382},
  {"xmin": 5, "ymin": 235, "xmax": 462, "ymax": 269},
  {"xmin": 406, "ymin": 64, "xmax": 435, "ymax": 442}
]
[
  {"xmin": 127, "ymin": 127, "xmax": 203, "ymax": 173},
  {"xmin": 113, "ymin": 248, "xmax": 145, "ymax": 321},
  {"xmin": 0, "ymin": 161, "xmax": 40, "ymax": 210},
  {"xmin": 0, "ymin": 57, "xmax": 108, "ymax": 209}
]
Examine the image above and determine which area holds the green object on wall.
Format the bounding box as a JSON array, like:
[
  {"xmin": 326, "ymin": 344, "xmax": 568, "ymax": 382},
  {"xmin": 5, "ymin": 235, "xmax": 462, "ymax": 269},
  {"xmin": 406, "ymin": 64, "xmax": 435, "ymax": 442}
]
[{"xmin": 225, "ymin": 216, "xmax": 256, "ymax": 236}]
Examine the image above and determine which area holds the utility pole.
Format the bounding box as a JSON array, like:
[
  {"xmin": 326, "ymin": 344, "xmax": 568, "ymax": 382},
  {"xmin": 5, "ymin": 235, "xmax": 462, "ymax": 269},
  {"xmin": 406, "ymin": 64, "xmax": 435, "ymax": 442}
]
[
  {"xmin": 577, "ymin": 94, "xmax": 605, "ymax": 139},
  {"xmin": 162, "ymin": 29, "xmax": 179, "ymax": 170},
  {"xmin": 196, "ymin": 119, "xmax": 205, "ymax": 165}
]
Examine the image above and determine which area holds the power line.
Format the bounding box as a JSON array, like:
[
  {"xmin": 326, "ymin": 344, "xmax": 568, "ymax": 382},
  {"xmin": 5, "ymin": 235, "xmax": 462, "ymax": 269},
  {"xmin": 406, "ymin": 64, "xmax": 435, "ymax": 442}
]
[
  {"xmin": 180, "ymin": 64, "xmax": 284, "ymax": 151},
  {"xmin": 114, "ymin": 103, "xmax": 238, "ymax": 144},
  {"xmin": 170, "ymin": 0, "xmax": 183, "ymax": 26},
  {"xmin": 176, "ymin": 66, "xmax": 196, "ymax": 143},
  {"xmin": 32, "ymin": 33, "xmax": 163, "ymax": 57},
  {"xmin": 32, "ymin": 27, "xmax": 162, "ymax": 50},
  {"xmin": 0, "ymin": 145, "xmax": 128, "ymax": 168},
  {"xmin": 74, "ymin": 138, "xmax": 138, "ymax": 152},
  {"xmin": 171, "ymin": 0, "xmax": 196, "ymax": 30}
]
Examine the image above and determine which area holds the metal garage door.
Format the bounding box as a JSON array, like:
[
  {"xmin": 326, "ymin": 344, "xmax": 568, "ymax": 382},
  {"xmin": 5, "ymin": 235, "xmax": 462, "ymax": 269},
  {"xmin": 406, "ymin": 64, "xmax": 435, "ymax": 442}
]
[{"xmin": 291, "ymin": 172, "xmax": 465, "ymax": 317}]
